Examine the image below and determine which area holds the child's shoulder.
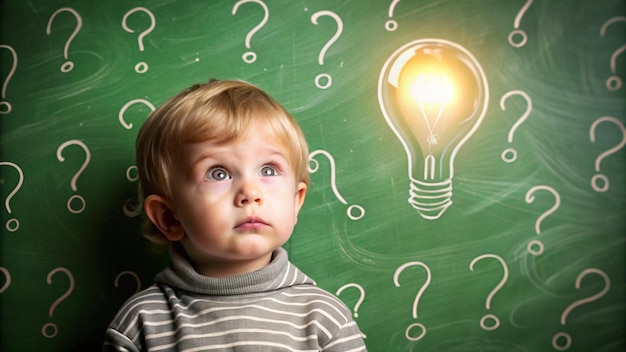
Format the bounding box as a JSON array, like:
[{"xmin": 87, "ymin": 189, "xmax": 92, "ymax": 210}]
[
  {"xmin": 283, "ymin": 284, "xmax": 355, "ymax": 319},
  {"xmin": 110, "ymin": 283, "xmax": 168, "ymax": 323}
]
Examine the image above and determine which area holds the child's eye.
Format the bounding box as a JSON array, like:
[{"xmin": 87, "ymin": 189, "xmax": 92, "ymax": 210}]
[
  {"xmin": 206, "ymin": 167, "xmax": 231, "ymax": 181},
  {"xmin": 259, "ymin": 165, "xmax": 279, "ymax": 177}
]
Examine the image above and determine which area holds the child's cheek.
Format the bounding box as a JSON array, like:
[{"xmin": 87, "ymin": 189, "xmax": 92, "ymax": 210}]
[
  {"xmin": 261, "ymin": 176, "xmax": 288, "ymax": 190},
  {"xmin": 262, "ymin": 177, "xmax": 297, "ymax": 198},
  {"xmin": 201, "ymin": 181, "xmax": 231, "ymax": 199}
]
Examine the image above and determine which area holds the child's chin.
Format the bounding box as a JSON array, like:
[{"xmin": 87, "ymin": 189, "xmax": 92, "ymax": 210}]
[{"xmin": 236, "ymin": 234, "xmax": 274, "ymax": 256}]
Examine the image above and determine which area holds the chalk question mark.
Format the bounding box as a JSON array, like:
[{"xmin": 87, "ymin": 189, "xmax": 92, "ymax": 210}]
[
  {"xmin": 385, "ymin": 0, "xmax": 401, "ymax": 31},
  {"xmin": 336, "ymin": 283, "xmax": 367, "ymax": 339},
  {"xmin": 508, "ymin": 0, "xmax": 533, "ymax": 48},
  {"xmin": 119, "ymin": 98, "xmax": 156, "ymax": 217},
  {"xmin": 118, "ymin": 98, "xmax": 156, "ymax": 130},
  {"xmin": 0, "ymin": 161, "xmax": 23, "ymax": 232},
  {"xmin": 589, "ymin": 116, "xmax": 626, "ymax": 192},
  {"xmin": 525, "ymin": 185, "xmax": 560, "ymax": 256},
  {"xmin": 122, "ymin": 7, "xmax": 156, "ymax": 74},
  {"xmin": 115, "ymin": 270, "xmax": 142, "ymax": 296},
  {"xmin": 309, "ymin": 150, "xmax": 364, "ymax": 220},
  {"xmin": 0, "ymin": 267, "xmax": 10, "ymax": 294},
  {"xmin": 500, "ymin": 90, "xmax": 532, "ymax": 163},
  {"xmin": 56, "ymin": 140, "xmax": 91, "ymax": 214},
  {"xmin": 311, "ymin": 10, "xmax": 343, "ymax": 90},
  {"xmin": 122, "ymin": 198, "xmax": 141, "ymax": 218},
  {"xmin": 0, "ymin": 45, "xmax": 17, "ymax": 114},
  {"xmin": 469, "ymin": 254, "xmax": 509, "ymax": 331},
  {"xmin": 599, "ymin": 16, "xmax": 626, "ymax": 91},
  {"xmin": 46, "ymin": 8, "xmax": 82, "ymax": 73},
  {"xmin": 552, "ymin": 268, "xmax": 610, "ymax": 351},
  {"xmin": 393, "ymin": 261, "xmax": 431, "ymax": 341},
  {"xmin": 336, "ymin": 283, "xmax": 366, "ymax": 319},
  {"xmin": 232, "ymin": 0, "xmax": 269, "ymax": 64},
  {"xmin": 41, "ymin": 267, "xmax": 75, "ymax": 338}
]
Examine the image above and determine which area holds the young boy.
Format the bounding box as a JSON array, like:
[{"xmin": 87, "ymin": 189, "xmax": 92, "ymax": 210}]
[{"xmin": 103, "ymin": 79, "xmax": 367, "ymax": 351}]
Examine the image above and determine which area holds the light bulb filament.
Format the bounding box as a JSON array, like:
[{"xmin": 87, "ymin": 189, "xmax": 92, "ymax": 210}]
[{"xmin": 411, "ymin": 73, "xmax": 453, "ymax": 149}]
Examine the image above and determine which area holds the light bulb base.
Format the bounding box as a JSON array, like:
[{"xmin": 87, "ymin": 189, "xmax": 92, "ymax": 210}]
[{"xmin": 408, "ymin": 178, "xmax": 452, "ymax": 220}]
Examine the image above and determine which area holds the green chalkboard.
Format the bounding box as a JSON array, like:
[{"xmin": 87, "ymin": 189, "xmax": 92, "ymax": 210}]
[{"xmin": 1, "ymin": 0, "xmax": 625, "ymax": 351}]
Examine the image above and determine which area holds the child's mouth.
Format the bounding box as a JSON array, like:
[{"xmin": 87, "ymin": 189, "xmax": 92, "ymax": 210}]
[{"xmin": 235, "ymin": 217, "xmax": 268, "ymax": 231}]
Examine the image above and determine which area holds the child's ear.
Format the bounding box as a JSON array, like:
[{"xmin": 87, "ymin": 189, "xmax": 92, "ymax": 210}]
[
  {"xmin": 293, "ymin": 182, "xmax": 308, "ymax": 222},
  {"xmin": 144, "ymin": 194, "xmax": 185, "ymax": 241}
]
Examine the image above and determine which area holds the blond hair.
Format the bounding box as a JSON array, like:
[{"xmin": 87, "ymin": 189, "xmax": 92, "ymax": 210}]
[{"xmin": 136, "ymin": 79, "xmax": 310, "ymax": 244}]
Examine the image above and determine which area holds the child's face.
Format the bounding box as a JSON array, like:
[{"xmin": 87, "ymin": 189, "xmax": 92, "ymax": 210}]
[{"xmin": 167, "ymin": 123, "xmax": 307, "ymax": 276}]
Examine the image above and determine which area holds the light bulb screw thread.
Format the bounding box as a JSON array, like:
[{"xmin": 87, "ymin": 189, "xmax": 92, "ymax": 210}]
[{"xmin": 408, "ymin": 178, "xmax": 453, "ymax": 220}]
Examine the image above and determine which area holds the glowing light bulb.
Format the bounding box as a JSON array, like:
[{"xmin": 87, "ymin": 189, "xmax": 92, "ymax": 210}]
[{"xmin": 378, "ymin": 39, "xmax": 489, "ymax": 219}]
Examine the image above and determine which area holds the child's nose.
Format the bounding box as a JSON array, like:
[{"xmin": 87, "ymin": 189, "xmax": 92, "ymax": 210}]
[{"xmin": 235, "ymin": 179, "xmax": 263, "ymax": 206}]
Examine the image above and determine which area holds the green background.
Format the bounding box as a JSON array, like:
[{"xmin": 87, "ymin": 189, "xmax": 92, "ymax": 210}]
[{"xmin": 1, "ymin": 0, "xmax": 624, "ymax": 351}]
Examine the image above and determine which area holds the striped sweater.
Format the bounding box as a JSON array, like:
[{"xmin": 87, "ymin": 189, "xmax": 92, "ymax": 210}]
[{"xmin": 103, "ymin": 245, "xmax": 367, "ymax": 351}]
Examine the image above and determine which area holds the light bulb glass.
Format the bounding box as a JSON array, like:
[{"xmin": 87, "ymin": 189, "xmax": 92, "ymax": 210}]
[{"xmin": 378, "ymin": 39, "xmax": 489, "ymax": 219}]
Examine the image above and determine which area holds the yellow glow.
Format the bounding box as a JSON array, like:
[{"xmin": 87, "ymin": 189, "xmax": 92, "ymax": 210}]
[
  {"xmin": 410, "ymin": 73, "xmax": 453, "ymax": 104},
  {"xmin": 392, "ymin": 47, "xmax": 480, "ymax": 158}
]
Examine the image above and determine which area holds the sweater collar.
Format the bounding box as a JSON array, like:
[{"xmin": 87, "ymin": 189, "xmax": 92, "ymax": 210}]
[{"xmin": 154, "ymin": 243, "xmax": 315, "ymax": 295}]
